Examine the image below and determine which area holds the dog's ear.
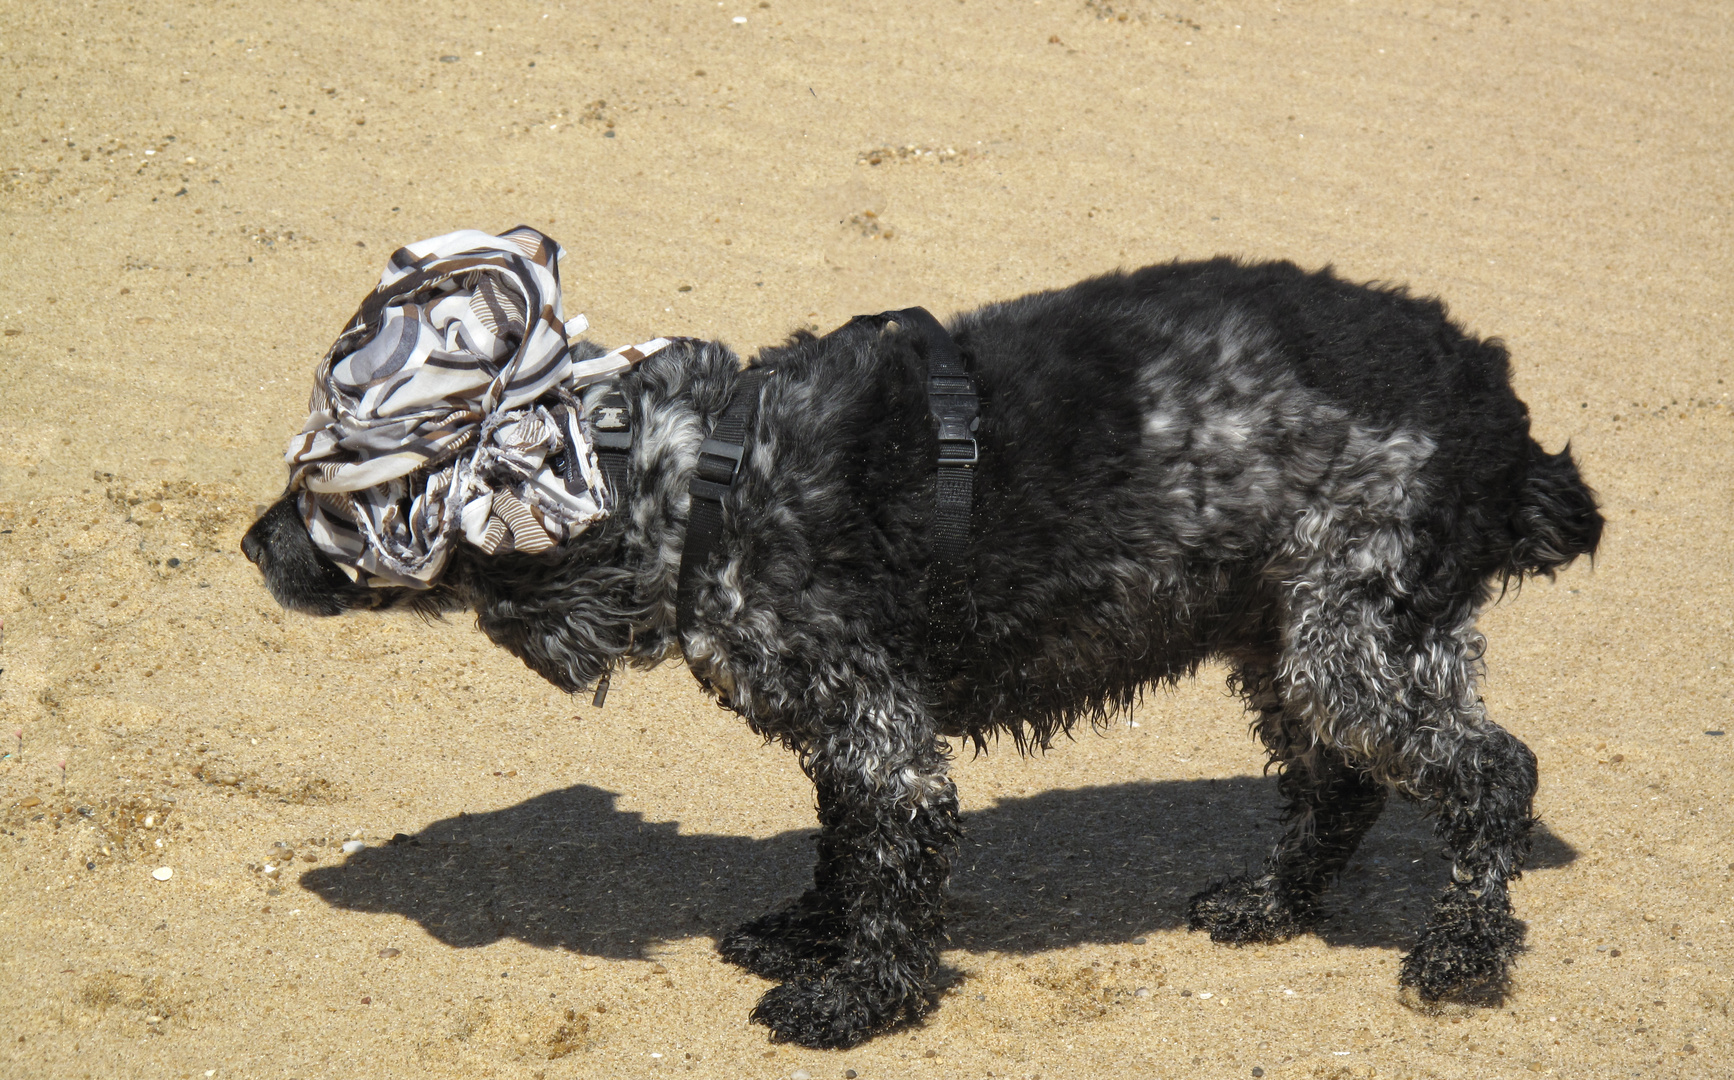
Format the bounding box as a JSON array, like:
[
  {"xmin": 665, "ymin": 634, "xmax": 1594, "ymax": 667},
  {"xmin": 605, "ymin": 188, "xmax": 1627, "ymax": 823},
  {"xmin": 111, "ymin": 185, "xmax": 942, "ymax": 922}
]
[{"xmin": 463, "ymin": 550, "xmax": 643, "ymax": 694}]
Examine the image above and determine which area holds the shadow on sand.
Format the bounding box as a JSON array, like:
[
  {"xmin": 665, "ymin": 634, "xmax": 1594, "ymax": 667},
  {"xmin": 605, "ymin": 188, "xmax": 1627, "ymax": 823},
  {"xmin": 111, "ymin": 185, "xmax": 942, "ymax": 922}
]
[{"xmin": 301, "ymin": 778, "xmax": 1576, "ymax": 961}]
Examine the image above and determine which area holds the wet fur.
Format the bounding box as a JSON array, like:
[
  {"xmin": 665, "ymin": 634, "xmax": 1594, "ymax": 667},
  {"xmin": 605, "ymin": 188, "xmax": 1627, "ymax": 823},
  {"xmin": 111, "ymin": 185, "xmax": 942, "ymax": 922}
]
[{"xmin": 244, "ymin": 258, "xmax": 1602, "ymax": 1048}]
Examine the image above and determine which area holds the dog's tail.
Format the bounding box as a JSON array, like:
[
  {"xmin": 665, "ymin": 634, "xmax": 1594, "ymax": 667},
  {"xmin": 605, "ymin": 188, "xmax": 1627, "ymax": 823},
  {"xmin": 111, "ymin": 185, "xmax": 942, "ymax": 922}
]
[{"xmin": 1502, "ymin": 438, "xmax": 1604, "ymax": 581}]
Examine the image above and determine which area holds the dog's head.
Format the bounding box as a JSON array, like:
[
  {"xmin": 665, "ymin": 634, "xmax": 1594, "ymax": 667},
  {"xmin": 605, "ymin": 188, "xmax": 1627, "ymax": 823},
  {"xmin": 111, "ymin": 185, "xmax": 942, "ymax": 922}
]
[
  {"xmin": 241, "ymin": 494, "xmax": 444, "ymax": 617},
  {"xmin": 242, "ymin": 492, "xmax": 642, "ymax": 692}
]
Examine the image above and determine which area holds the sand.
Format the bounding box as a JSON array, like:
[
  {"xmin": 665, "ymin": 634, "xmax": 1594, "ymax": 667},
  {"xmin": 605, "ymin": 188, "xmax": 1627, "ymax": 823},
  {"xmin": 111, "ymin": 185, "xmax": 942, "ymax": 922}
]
[{"xmin": 1, "ymin": 1, "xmax": 1730, "ymax": 1077}]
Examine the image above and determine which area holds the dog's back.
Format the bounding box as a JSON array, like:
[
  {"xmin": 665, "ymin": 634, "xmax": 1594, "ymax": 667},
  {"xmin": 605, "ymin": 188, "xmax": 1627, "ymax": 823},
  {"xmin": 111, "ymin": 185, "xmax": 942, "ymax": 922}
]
[{"xmin": 846, "ymin": 259, "xmax": 1598, "ymax": 740}]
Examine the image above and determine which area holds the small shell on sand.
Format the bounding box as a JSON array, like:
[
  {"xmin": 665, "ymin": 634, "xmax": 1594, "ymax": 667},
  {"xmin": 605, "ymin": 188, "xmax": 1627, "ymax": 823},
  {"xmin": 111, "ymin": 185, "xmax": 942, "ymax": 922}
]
[
  {"xmin": 152, "ymin": 867, "xmax": 173, "ymax": 881},
  {"xmin": 341, "ymin": 840, "xmax": 365, "ymax": 854}
]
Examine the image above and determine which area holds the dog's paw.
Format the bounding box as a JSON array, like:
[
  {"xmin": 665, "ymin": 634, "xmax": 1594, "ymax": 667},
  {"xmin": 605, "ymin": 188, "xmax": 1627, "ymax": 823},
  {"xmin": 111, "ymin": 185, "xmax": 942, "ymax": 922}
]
[
  {"xmin": 717, "ymin": 892, "xmax": 844, "ymax": 981},
  {"xmin": 1186, "ymin": 874, "xmax": 1312, "ymax": 944},
  {"xmin": 1397, "ymin": 888, "xmax": 1526, "ymax": 1010},
  {"xmin": 749, "ymin": 974, "xmax": 919, "ymax": 1049}
]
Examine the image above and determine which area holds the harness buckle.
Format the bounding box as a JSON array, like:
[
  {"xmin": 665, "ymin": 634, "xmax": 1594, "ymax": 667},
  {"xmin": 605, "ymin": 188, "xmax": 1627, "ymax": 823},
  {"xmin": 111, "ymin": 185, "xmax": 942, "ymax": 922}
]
[
  {"xmin": 937, "ymin": 436, "xmax": 979, "ymax": 466},
  {"xmin": 930, "ymin": 375, "xmax": 981, "ymax": 468},
  {"xmin": 591, "ymin": 403, "xmax": 630, "ymax": 431},
  {"xmin": 590, "ymin": 428, "xmax": 632, "ymax": 453},
  {"xmin": 588, "ymin": 392, "xmax": 633, "ymax": 452},
  {"xmin": 691, "ymin": 437, "xmax": 747, "ymax": 502}
]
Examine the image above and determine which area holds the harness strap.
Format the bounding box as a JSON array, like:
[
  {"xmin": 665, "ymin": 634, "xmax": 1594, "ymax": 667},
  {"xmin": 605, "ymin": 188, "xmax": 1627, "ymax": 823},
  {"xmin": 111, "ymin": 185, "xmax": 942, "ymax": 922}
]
[
  {"xmin": 846, "ymin": 308, "xmax": 979, "ymax": 674},
  {"xmin": 676, "ymin": 367, "xmax": 773, "ymax": 645},
  {"xmin": 588, "ymin": 386, "xmax": 633, "ymax": 500},
  {"xmin": 891, "ymin": 308, "xmax": 978, "ymax": 674},
  {"xmin": 670, "ymin": 309, "xmax": 977, "ymax": 688}
]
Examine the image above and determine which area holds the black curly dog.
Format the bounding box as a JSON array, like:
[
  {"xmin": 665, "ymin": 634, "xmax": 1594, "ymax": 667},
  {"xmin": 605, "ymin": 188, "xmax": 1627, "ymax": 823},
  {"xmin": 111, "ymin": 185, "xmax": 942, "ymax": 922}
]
[{"xmin": 243, "ymin": 258, "xmax": 1602, "ymax": 1047}]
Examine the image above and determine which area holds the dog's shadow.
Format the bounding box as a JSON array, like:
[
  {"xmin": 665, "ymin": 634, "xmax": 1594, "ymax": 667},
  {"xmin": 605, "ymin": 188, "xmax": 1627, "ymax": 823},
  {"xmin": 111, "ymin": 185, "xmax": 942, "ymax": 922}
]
[{"xmin": 301, "ymin": 778, "xmax": 1575, "ymax": 960}]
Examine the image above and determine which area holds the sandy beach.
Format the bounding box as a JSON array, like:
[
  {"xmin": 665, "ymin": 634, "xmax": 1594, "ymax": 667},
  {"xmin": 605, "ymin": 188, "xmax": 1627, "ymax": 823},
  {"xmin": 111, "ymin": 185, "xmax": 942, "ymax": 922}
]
[{"xmin": 1, "ymin": 1, "xmax": 1729, "ymax": 1077}]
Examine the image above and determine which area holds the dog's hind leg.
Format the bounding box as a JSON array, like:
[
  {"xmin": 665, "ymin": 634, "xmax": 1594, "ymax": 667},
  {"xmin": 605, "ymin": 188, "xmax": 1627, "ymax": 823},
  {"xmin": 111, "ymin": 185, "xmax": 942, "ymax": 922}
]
[
  {"xmin": 1273, "ymin": 543, "xmax": 1535, "ymax": 1010},
  {"xmin": 1189, "ymin": 661, "xmax": 1388, "ymax": 942},
  {"xmin": 1395, "ymin": 697, "xmax": 1537, "ymax": 1011},
  {"xmin": 744, "ymin": 692, "xmax": 959, "ymax": 1049}
]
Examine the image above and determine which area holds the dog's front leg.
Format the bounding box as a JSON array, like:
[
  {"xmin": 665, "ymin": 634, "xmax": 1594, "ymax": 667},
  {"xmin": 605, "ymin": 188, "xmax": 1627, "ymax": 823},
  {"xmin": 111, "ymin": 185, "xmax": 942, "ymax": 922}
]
[
  {"xmin": 717, "ymin": 776, "xmax": 849, "ymax": 980},
  {"xmin": 747, "ymin": 704, "xmax": 959, "ymax": 1049}
]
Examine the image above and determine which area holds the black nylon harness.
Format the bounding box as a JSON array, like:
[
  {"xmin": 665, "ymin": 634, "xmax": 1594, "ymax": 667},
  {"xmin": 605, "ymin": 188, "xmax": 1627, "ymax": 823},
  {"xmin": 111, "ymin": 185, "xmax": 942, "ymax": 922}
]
[
  {"xmin": 674, "ymin": 365, "xmax": 775, "ymax": 638},
  {"xmin": 586, "ymin": 310, "xmax": 979, "ymax": 701},
  {"xmin": 587, "ymin": 386, "xmax": 633, "ymax": 499},
  {"xmin": 843, "ymin": 308, "xmax": 980, "ymax": 675}
]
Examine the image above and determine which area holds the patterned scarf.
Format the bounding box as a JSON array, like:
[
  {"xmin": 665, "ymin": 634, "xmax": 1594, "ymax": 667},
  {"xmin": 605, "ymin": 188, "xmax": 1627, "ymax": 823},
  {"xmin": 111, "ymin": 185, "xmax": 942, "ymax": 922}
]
[{"xmin": 284, "ymin": 226, "xmax": 669, "ymax": 588}]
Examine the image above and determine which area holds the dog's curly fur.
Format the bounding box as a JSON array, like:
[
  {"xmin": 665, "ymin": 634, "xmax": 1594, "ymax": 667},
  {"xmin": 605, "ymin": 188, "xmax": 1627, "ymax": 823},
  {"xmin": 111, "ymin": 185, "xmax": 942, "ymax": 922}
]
[{"xmin": 243, "ymin": 258, "xmax": 1602, "ymax": 1049}]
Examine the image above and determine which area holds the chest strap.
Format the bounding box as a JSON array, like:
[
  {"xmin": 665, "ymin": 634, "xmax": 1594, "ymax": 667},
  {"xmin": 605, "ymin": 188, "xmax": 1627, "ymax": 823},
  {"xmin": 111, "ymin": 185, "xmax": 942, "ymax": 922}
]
[{"xmin": 675, "ymin": 367, "xmax": 774, "ymax": 647}]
